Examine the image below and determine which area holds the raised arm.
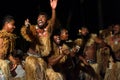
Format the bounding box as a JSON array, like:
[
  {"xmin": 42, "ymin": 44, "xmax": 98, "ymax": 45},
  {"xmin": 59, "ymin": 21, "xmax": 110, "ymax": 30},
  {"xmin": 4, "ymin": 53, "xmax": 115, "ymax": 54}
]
[
  {"xmin": 50, "ymin": 0, "xmax": 58, "ymax": 19},
  {"xmin": 49, "ymin": 0, "xmax": 58, "ymax": 29},
  {"xmin": 21, "ymin": 19, "xmax": 37, "ymax": 42}
]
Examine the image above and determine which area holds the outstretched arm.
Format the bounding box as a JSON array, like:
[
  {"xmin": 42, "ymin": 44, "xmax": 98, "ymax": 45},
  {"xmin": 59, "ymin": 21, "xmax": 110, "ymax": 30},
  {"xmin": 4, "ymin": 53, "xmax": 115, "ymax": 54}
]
[
  {"xmin": 50, "ymin": 0, "xmax": 58, "ymax": 20},
  {"xmin": 48, "ymin": 0, "xmax": 58, "ymax": 30}
]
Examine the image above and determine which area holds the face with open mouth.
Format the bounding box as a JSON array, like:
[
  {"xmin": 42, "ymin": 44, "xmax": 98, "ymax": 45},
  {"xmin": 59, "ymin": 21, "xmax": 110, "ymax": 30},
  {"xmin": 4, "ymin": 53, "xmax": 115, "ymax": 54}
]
[
  {"xmin": 53, "ymin": 35, "xmax": 61, "ymax": 44},
  {"xmin": 37, "ymin": 15, "xmax": 47, "ymax": 28}
]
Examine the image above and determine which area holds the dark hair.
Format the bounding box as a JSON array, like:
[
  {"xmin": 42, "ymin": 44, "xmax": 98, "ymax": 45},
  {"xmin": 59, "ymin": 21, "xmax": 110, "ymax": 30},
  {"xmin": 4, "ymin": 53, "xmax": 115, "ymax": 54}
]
[
  {"xmin": 38, "ymin": 12, "xmax": 48, "ymax": 20},
  {"xmin": 53, "ymin": 28, "xmax": 61, "ymax": 36},
  {"xmin": 60, "ymin": 27, "xmax": 68, "ymax": 33},
  {"xmin": 52, "ymin": 27, "xmax": 68, "ymax": 36},
  {"xmin": 51, "ymin": 28, "xmax": 60, "ymax": 41},
  {"xmin": 2, "ymin": 15, "xmax": 14, "ymax": 26},
  {"xmin": 81, "ymin": 26, "xmax": 88, "ymax": 29}
]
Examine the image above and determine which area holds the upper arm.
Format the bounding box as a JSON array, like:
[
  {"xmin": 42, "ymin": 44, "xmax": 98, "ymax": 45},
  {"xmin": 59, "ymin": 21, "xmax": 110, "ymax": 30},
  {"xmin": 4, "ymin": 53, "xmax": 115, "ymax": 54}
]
[
  {"xmin": 47, "ymin": 9, "xmax": 56, "ymax": 33},
  {"xmin": 0, "ymin": 38, "xmax": 3, "ymax": 48},
  {"xmin": 0, "ymin": 38, "xmax": 9, "ymax": 55}
]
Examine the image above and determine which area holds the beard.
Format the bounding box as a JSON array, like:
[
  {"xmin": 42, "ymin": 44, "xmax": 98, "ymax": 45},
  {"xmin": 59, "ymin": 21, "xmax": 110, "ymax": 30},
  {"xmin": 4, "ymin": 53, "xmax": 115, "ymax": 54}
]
[{"xmin": 38, "ymin": 24, "xmax": 44, "ymax": 29}]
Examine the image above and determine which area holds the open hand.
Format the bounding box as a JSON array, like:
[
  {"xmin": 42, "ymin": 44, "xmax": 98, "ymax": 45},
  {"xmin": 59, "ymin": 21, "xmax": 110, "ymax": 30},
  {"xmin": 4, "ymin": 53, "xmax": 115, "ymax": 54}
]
[
  {"xmin": 25, "ymin": 19, "xmax": 30, "ymax": 27},
  {"xmin": 50, "ymin": 0, "xmax": 58, "ymax": 9}
]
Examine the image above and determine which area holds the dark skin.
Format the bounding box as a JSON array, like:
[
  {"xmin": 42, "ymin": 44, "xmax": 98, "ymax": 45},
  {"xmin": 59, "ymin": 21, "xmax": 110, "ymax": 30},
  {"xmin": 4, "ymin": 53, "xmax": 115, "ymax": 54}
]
[
  {"xmin": 0, "ymin": 18, "xmax": 16, "ymax": 59},
  {"xmin": 25, "ymin": 0, "xmax": 58, "ymax": 30},
  {"xmin": 48, "ymin": 29, "xmax": 80, "ymax": 66},
  {"xmin": 21, "ymin": 0, "xmax": 58, "ymax": 57},
  {"xmin": 47, "ymin": 47, "xmax": 69, "ymax": 67}
]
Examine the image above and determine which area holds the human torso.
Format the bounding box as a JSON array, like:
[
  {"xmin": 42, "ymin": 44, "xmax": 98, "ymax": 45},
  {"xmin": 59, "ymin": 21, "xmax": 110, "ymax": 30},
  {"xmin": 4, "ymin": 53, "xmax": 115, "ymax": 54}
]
[
  {"xmin": 0, "ymin": 30, "xmax": 16, "ymax": 57},
  {"xmin": 107, "ymin": 34, "xmax": 120, "ymax": 60},
  {"xmin": 35, "ymin": 25, "xmax": 52, "ymax": 57}
]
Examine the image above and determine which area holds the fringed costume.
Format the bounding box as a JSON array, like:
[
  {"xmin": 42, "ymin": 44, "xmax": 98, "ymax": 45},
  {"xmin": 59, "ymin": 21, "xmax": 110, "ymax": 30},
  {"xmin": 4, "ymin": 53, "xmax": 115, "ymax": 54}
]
[
  {"xmin": 21, "ymin": 8, "xmax": 58, "ymax": 80},
  {"xmin": 97, "ymin": 44, "xmax": 110, "ymax": 79},
  {"xmin": 104, "ymin": 33, "xmax": 120, "ymax": 80},
  {"xmin": 0, "ymin": 59, "xmax": 10, "ymax": 80},
  {"xmin": 48, "ymin": 42, "xmax": 70, "ymax": 80},
  {"xmin": 78, "ymin": 34, "xmax": 101, "ymax": 80},
  {"xmin": 0, "ymin": 29, "xmax": 17, "ymax": 80},
  {"xmin": 21, "ymin": 8, "xmax": 56, "ymax": 57},
  {"xmin": 0, "ymin": 30, "xmax": 16, "ymax": 59},
  {"xmin": 25, "ymin": 56, "xmax": 48, "ymax": 80},
  {"xmin": 21, "ymin": 24, "xmax": 52, "ymax": 57}
]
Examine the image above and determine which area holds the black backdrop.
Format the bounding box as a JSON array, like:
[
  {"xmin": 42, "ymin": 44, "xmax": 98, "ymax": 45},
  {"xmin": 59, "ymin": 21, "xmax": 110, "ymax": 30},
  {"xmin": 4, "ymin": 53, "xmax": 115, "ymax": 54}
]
[{"xmin": 0, "ymin": 0, "xmax": 120, "ymax": 51}]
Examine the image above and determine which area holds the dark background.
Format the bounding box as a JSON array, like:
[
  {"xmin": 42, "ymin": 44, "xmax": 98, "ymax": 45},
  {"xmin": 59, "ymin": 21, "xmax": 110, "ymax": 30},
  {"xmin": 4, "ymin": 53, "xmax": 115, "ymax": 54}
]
[
  {"xmin": 0, "ymin": 0, "xmax": 120, "ymax": 50},
  {"xmin": 0, "ymin": 0, "xmax": 120, "ymax": 33}
]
